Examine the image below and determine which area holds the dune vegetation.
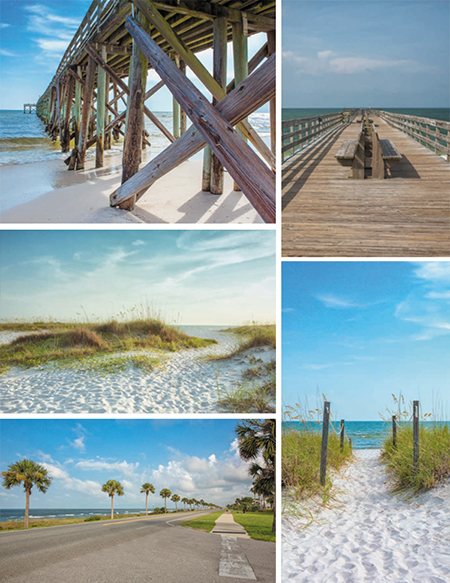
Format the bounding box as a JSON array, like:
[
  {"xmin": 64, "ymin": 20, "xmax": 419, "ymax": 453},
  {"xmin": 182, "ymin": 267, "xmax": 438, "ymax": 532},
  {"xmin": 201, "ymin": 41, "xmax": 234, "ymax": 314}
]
[{"xmin": 0, "ymin": 318, "xmax": 217, "ymax": 375}]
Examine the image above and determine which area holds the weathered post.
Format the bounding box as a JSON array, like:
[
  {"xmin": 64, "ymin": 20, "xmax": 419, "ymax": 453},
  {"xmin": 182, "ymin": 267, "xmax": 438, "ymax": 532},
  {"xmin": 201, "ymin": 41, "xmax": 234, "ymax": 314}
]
[
  {"xmin": 392, "ymin": 415, "xmax": 397, "ymax": 449},
  {"xmin": 77, "ymin": 56, "xmax": 96, "ymax": 170},
  {"xmin": 179, "ymin": 60, "xmax": 187, "ymax": 135},
  {"xmin": 232, "ymin": 15, "xmax": 248, "ymax": 191},
  {"xmin": 210, "ymin": 16, "xmax": 227, "ymax": 195},
  {"xmin": 413, "ymin": 401, "xmax": 419, "ymax": 474},
  {"xmin": 267, "ymin": 29, "xmax": 276, "ymax": 155},
  {"xmin": 62, "ymin": 76, "xmax": 75, "ymax": 153},
  {"xmin": 121, "ymin": 8, "xmax": 151, "ymax": 207},
  {"xmin": 96, "ymin": 45, "xmax": 107, "ymax": 168},
  {"xmin": 340, "ymin": 419, "xmax": 345, "ymax": 452},
  {"xmin": 320, "ymin": 401, "xmax": 331, "ymax": 486},
  {"xmin": 172, "ymin": 55, "xmax": 181, "ymax": 140}
]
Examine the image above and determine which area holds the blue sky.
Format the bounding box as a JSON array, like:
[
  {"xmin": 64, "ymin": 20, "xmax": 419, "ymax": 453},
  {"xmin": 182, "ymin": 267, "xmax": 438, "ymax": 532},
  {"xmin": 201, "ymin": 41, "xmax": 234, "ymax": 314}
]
[
  {"xmin": 0, "ymin": 419, "xmax": 257, "ymax": 509},
  {"xmin": 282, "ymin": 0, "xmax": 450, "ymax": 108},
  {"xmin": 282, "ymin": 262, "xmax": 450, "ymax": 420},
  {"xmin": 0, "ymin": 230, "xmax": 275, "ymax": 324},
  {"xmin": 0, "ymin": 1, "xmax": 268, "ymax": 110}
]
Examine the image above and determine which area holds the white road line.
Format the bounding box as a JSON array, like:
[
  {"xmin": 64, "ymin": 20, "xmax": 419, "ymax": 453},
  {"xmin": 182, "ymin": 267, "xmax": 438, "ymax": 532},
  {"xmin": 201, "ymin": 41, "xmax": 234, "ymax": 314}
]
[{"xmin": 219, "ymin": 535, "xmax": 256, "ymax": 580}]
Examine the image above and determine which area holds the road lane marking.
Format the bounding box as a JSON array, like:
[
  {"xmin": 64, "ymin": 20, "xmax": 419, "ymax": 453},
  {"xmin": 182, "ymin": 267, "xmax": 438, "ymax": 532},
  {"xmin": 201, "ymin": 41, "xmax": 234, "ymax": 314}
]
[{"xmin": 219, "ymin": 535, "xmax": 256, "ymax": 580}]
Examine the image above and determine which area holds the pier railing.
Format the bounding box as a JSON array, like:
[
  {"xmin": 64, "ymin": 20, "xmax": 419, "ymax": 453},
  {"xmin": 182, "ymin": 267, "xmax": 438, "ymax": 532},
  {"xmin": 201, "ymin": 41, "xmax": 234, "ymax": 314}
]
[
  {"xmin": 282, "ymin": 111, "xmax": 357, "ymax": 162},
  {"xmin": 377, "ymin": 110, "xmax": 450, "ymax": 161}
]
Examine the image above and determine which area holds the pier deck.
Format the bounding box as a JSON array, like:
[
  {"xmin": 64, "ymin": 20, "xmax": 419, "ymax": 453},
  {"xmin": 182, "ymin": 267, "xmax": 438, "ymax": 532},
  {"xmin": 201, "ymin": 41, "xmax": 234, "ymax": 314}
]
[{"xmin": 282, "ymin": 114, "xmax": 450, "ymax": 257}]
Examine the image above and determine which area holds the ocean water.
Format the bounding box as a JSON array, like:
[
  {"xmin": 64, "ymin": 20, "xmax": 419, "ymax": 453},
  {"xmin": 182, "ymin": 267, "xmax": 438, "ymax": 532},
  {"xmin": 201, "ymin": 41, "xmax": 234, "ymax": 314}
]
[
  {"xmin": 284, "ymin": 420, "xmax": 450, "ymax": 449},
  {"xmin": 0, "ymin": 110, "xmax": 270, "ymax": 167},
  {"xmin": 283, "ymin": 107, "xmax": 450, "ymax": 124},
  {"xmin": 0, "ymin": 508, "xmax": 151, "ymax": 522}
]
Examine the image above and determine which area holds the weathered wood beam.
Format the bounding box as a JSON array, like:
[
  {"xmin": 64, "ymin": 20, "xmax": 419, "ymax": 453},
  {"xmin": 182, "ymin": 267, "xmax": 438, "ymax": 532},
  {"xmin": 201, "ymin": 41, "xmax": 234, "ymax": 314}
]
[
  {"xmin": 151, "ymin": 1, "xmax": 276, "ymax": 32},
  {"xmin": 226, "ymin": 42, "xmax": 268, "ymax": 93},
  {"xmin": 131, "ymin": 0, "xmax": 275, "ymax": 170},
  {"xmin": 62, "ymin": 76, "xmax": 75, "ymax": 152},
  {"xmin": 96, "ymin": 46, "xmax": 107, "ymax": 168},
  {"xmin": 232, "ymin": 16, "xmax": 248, "ymax": 191},
  {"xmin": 267, "ymin": 30, "xmax": 276, "ymax": 155},
  {"xmin": 121, "ymin": 8, "xmax": 151, "ymax": 207},
  {"xmin": 179, "ymin": 60, "xmax": 187, "ymax": 135},
  {"xmin": 76, "ymin": 55, "xmax": 96, "ymax": 170},
  {"xmin": 85, "ymin": 43, "xmax": 175, "ymax": 143},
  {"xmin": 210, "ymin": 16, "xmax": 227, "ymax": 195},
  {"xmin": 94, "ymin": 42, "xmax": 132, "ymax": 55},
  {"xmin": 111, "ymin": 52, "xmax": 275, "ymax": 208},
  {"xmin": 172, "ymin": 55, "xmax": 181, "ymax": 139},
  {"xmin": 113, "ymin": 17, "xmax": 275, "ymax": 222}
]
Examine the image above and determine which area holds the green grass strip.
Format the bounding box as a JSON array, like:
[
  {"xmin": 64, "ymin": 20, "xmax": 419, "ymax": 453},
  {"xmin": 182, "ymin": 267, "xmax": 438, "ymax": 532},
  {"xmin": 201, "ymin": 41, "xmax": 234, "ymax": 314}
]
[
  {"xmin": 180, "ymin": 510, "xmax": 224, "ymax": 533},
  {"xmin": 231, "ymin": 511, "xmax": 275, "ymax": 542}
]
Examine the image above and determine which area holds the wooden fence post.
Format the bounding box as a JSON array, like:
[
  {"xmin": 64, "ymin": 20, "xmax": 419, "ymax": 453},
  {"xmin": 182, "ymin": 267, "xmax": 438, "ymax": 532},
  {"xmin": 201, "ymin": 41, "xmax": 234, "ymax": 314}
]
[
  {"xmin": 340, "ymin": 419, "xmax": 345, "ymax": 452},
  {"xmin": 413, "ymin": 400, "xmax": 419, "ymax": 474},
  {"xmin": 392, "ymin": 415, "xmax": 397, "ymax": 449},
  {"xmin": 320, "ymin": 401, "xmax": 331, "ymax": 486}
]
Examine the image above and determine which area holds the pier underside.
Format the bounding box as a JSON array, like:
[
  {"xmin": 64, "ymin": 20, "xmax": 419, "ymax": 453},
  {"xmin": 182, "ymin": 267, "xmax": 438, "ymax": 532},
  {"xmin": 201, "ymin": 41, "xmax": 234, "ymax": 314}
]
[{"xmin": 282, "ymin": 115, "xmax": 450, "ymax": 257}]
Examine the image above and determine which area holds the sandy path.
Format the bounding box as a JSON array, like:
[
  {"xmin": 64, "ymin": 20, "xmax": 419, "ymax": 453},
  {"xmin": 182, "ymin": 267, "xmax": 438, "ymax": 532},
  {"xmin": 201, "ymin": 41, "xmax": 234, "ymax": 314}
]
[
  {"xmin": 0, "ymin": 328, "xmax": 275, "ymax": 414},
  {"xmin": 282, "ymin": 449, "xmax": 450, "ymax": 583}
]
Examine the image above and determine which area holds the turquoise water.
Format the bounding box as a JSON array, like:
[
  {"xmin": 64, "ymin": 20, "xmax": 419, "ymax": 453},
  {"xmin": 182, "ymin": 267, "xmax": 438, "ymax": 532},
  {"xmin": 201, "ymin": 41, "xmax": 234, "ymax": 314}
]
[
  {"xmin": 283, "ymin": 108, "xmax": 450, "ymax": 123},
  {"xmin": 0, "ymin": 508, "xmax": 156, "ymax": 522},
  {"xmin": 283, "ymin": 420, "xmax": 450, "ymax": 449}
]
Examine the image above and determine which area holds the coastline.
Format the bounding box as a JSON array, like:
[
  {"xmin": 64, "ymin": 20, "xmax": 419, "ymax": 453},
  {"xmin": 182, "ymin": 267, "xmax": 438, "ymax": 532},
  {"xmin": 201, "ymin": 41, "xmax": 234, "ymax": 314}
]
[
  {"xmin": 0, "ymin": 153, "xmax": 262, "ymax": 224},
  {"xmin": 283, "ymin": 449, "xmax": 450, "ymax": 582}
]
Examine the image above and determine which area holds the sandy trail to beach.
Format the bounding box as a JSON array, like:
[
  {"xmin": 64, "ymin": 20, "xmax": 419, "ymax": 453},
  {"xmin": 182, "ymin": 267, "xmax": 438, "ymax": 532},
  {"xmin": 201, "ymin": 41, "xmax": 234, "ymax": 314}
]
[
  {"xmin": 0, "ymin": 327, "xmax": 275, "ymax": 414},
  {"xmin": 282, "ymin": 449, "xmax": 450, "ymax": 583}
]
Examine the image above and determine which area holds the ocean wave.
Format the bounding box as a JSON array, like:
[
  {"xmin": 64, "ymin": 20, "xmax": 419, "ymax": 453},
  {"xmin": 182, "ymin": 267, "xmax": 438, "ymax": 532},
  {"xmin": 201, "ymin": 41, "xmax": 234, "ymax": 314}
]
[{"xmin": 0, "ymin": 137, "xmax": 60, "ymax": 151}]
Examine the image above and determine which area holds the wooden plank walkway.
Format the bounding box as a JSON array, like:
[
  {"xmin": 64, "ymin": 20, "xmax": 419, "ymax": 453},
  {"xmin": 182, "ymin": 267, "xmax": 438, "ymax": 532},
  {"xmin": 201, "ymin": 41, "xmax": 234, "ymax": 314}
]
[{"xmin": 282, "ymin": 115, "xmax": 450, "ymax": 257}]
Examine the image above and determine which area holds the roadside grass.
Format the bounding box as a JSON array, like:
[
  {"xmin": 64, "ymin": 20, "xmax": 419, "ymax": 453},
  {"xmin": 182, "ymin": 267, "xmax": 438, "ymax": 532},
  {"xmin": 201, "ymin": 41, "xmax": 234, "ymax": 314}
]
[
  {"xmin": 231, "ymin": 511, "xmax": 275, "ymax": 542},
  {"xmin": 283, "ymin": 405, "xmax": 353, "ymax": 503},
  {"xmin": 0, "ymin": 318, "xmax": 216, "ymax": 374},
  {"xmin": 0, "ymin": 510, "xmax": 191, "ymax": 531},
  {"xmin": 380, "ymin": 396, "xmax": 450, "ymax": 493},
  {"xmin": 180, "ymin": 510, "xmax": 224, "ymax": 533}
]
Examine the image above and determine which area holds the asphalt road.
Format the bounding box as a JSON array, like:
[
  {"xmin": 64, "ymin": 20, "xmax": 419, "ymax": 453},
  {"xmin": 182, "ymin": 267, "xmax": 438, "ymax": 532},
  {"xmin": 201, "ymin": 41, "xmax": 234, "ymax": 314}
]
[{"xmin": 0, "ymin": 511, "xmax": 275, "ymax": 582}]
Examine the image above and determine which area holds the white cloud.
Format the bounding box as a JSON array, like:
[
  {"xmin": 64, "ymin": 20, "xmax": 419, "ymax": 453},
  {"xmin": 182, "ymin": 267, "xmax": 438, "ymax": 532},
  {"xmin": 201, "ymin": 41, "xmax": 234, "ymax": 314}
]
[
  {"xmin": 42, "ymin": 463, "xmax": 102, "ymax": 498},
  {"xmin": 75, "ymin": 459, "xmax": 139, "ymax": 477},
  {"xmin": 0, "ymin": 23, "xmax": 11, "ymax": 28},
  {"xmin": 69, "ymin": 423, "xmax": 87, "ymax": 453},
  {"xmin": 132, "ymin": 240, "xmax": 146, "ymax": 246},
  {"xmin": 316, "ymin": 293, "xmax": 361, "ymax": 309},
  {"xmin": 0, "ymin": 49, "xmax": 17, "ymax": 57},
  {"xmin": 413, "ymin": 262, "xmax": 450, "ymax": 285}
]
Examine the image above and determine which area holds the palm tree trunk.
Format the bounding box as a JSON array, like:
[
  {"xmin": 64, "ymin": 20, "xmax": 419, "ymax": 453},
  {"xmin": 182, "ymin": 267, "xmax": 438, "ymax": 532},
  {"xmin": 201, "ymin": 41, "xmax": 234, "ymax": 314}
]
[
  {"xmin": 175, "ymin": 502, "xmax": 177, "ymax": 511},
  {"xmin": 164, "ymin": 497, "xmax": 167, "ymax": 511},
  {"xmin": 111, "ymin": 494, "xmax": 114, "ymax": 520},
  {"xmin": 145, "ymin": 493, "xmax": 148, "ymax": 516},
  {"xmin": 24, "ymin": 488, "xmax": 30, "ymax": 529},
  {"xmin": 272, "ymin": 464, "xmax": 276, "ymax": 534}
]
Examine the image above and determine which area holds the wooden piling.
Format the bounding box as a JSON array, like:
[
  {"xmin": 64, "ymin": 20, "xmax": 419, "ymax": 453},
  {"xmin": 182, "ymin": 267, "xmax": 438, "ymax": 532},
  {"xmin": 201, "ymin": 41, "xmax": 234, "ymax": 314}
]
[
  {"xmin": 340, "ymin": 419, "xmax": 345, "ymax": 452},
  {"xmin": 232, "ymin": 16, "xmax": 248, "ymax": 191},
  {"xmin": 62, "ymin": 76, "xmax": 75, "ymax": 153},
  {"xmin": 320, "ymin": 401, "xmax": 331, "ymax": 486},
  {"xmin": 121, "ymin": 8, "xmax": 151, "ymax": 207},
  {"xmin": 392, "ymin": 415, "xmax": 397, "ymax": 449},
  {"xmin": 77, "ymin": 56, "xmax": 96, "ymax": 170},
  {"xmin": 96, "ymin": 46, "xmax": 107, "ymax": 168},
  {"xmin": 267, "ymin": 30, "xmax": 276, "ymax": 155},
  {"xmin": 413, "ymin": 401, "xmax": 419, "ymax": 474},
  {"xmin": 179, "ymin": 60, "xmax": 187, "ymax": 135},
  {"xmin": 172, "ymin": 55, "xmax": 181, "ymax": 140},
  {"xmin": 210, "ymin": 16, "xmax": 228, "ymax": 196}
]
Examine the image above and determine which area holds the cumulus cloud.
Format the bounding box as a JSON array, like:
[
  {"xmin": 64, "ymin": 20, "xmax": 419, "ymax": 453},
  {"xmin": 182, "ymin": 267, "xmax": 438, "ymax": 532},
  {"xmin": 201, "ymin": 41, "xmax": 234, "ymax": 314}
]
[
  {"xmin": 42, "ymin": 463, "xmax": 102, "ymax": 498},
  {"xmin": 75, "ymin": 459, "xmax": 139, "ymax": 477}
]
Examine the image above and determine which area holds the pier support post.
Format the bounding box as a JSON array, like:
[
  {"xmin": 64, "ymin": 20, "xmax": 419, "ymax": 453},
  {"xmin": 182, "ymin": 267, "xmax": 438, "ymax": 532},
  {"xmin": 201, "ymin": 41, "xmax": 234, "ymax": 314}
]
[
  {"xmin": 96, "ymin": 46, "xmax": 107, "ymax": 168},
  {"xmin": 172, "ymin": 55, "xmax": 181, "ymax": 139},
  {"xmin": 413, "ymin": 401, "xmax": 419, "ymax": 475},
  {"xmin": 210, "ymin": 16, "xmax": 228, "ymax": 195},
  {"xmin": 267, "ymin": 30, "xmax": 276, "ymax": 155},
  {"xmin": 232, "ymin": 16, "xmax": 248, "ymax": 191},
  {"xmin": 61, "ymin": 77, "xmax": 74, "ymax": 152},
  {"xmin": 77, "ymin": 56, "xmax": 96, "ymax": 170},
  {"xmin": 179, "ymin": 60, "xmax": 187, "ymax": 135},
  {"xmin": 120, "ymin": 9, "xmax": 151, "ymax": 208},
  {"xmin": 320, "ymin": 401, "xmax": 331, "ymax": 486}
]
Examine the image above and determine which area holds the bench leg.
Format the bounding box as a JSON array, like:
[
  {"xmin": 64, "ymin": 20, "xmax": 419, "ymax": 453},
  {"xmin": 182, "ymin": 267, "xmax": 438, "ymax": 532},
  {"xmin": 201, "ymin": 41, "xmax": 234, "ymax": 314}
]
[
  {"xmin": 372, "ymin": 142, "xmax": 385, "ymax": 179},
  {"xmin": 352, "ymin": 134, "xmax": 365, "ymax": 179}
]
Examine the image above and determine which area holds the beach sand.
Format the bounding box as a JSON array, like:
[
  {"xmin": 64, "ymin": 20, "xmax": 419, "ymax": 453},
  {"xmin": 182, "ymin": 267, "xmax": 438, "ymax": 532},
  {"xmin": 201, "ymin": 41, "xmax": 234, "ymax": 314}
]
[
  {"xmin": 0, "ymin": 327, "xmax": 275, "ymax": 414},
  {"xmin": 282, "ymin": 449, "xmax": 450, "ymax": 583},
  {"xmin": 0, "ymin": 153, "xmax": 263, "ymax": 224}
]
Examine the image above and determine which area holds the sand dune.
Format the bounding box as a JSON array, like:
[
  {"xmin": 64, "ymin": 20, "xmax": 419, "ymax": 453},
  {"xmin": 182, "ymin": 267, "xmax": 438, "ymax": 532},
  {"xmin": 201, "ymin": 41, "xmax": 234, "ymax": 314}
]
[
  {"xmin": 0, "ymin": 327, "xmax": 275, "ymax": 414},
  {"xmin": 283, "ymin": 449, "xmax": 450, "ymax": 583}
]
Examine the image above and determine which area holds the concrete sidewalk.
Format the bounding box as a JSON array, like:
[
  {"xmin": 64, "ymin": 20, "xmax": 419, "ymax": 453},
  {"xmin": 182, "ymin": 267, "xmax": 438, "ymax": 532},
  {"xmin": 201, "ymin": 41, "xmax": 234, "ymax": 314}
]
[{"xmin": 211, "ymin": 512, "xmax": 250, "ymax": 539}]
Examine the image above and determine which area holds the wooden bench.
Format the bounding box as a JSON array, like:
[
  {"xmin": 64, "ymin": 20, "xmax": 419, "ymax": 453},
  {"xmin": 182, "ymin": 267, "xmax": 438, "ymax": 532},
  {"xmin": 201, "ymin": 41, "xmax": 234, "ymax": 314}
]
[
  {"xmin": 379, "ymin": 139, "xmax": 402, "ymax": 167},
  {"xmin": 335, "ymin": 139, "xmax": 359, "ymax": 166}
]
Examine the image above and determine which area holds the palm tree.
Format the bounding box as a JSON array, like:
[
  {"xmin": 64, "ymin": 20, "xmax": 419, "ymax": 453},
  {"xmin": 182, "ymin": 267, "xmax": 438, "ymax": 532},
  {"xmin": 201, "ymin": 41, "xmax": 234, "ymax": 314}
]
[
  {"xmin": 171, "ymin": 494, "xmax": 180, "ymax": 511},
  {"xmin": 101, "ymin": 480, "xmax": 124, "ymax": 520},
  {"xmin": 2, "ymin": 459, "xmax": 52, "ymax": 529},
  {"xmin": 188, "ymin": 498, "xmax": 193, "ymax": 511},
  {"xmin": 140, "ymin": 483, "xmax": 155, "ymax": 516},
  {"xmin": 235, "ymin": 419, "xmax": 276, "ymax": 533},
  {"xmin": 159, "ymin": 488, "xmax": 171, "ymax": 512},
  {"xmin": 181, "ymin": 496, "xmax": 188, "ymax": 511}
]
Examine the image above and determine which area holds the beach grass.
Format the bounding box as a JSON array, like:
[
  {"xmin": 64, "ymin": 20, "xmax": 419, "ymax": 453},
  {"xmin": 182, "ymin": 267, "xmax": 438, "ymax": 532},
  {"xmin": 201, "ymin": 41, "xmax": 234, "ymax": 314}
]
[
  {"xmin": 180, "ymin": 510, "xmax": 224, "ymax": 533},
  {"xmin": 231, "ymin": 510, "xmax": 275, "ymax": 542},
  {"xmin": 208, "ymin": 324, "xmax": 276, "ymax": 361},
  {"xmin": 0, "ymin": 318, "xmax": 217, "ymax": 374},
  {"xmin": 381, "ymin": 423, "xmax": 450, "ymax": 493},
  {"xmin": 282, "ymin": 406, "xmax": 353, "ymax": 501}
]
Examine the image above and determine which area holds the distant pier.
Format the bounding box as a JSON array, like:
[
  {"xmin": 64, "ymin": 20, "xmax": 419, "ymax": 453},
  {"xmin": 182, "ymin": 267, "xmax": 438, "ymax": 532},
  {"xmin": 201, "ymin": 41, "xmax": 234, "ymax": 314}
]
[{"xmin": 23, "ymin": 104, "xmax": 36, "ymax": 114}]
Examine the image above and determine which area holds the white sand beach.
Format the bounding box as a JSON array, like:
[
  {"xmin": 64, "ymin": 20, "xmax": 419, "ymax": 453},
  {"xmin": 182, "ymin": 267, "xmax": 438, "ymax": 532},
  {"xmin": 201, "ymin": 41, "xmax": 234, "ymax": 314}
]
[
  {"xmin": 0, "ymin": 153, "xmax": 263, "ymax": 224},
  {"xmin": 283, "ymin": 449, "xmax": 450, "ymax": 583},
  {"xmin": 0, "ymin": 327, "xmax": 275, "ymax": 414}
]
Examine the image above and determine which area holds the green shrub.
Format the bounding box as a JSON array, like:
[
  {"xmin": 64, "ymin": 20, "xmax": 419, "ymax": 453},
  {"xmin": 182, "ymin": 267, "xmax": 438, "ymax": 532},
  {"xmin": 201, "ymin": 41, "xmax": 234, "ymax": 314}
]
[{"xmin": 84, "ymin": 515, "xmax": 102, "ymax": 522}]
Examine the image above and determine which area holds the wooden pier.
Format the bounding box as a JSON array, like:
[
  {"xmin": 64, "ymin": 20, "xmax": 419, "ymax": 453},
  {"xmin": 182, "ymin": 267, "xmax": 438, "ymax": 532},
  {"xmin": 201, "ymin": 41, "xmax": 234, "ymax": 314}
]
[
  {"xmin": 282, "ymin": 111, "xmax": 450, "ymax": 256},
  {"xmin": 23, "ymin": 104, "xmax": 36, "ymax": 114},
  {"xmin": 35, "ymin": 0, "xmax": 276, "ymax": 222}
]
